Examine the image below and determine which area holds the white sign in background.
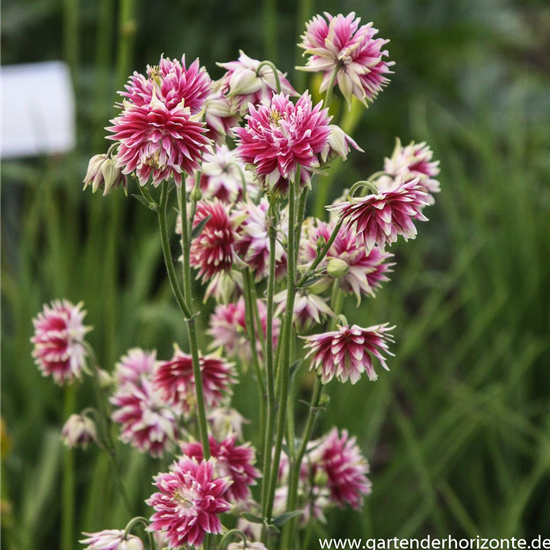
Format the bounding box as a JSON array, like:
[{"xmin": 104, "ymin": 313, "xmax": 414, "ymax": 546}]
[{"xmin": 1, "ymin": 61, "xmax": 76, "ymax": 159}]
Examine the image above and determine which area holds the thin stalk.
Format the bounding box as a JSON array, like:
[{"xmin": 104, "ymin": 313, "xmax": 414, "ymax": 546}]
[
  {"xmin": 63, "ymin": 0, "xmax": 79, "ymax": 82},
  {"xmin": 116, "ymin": 0, "xmax": 138, "ymax": 89},
  {"xmin": 256, "ymin": 60, "xmax": 282, "ymax": 94},
  {"xmin": 295, "ymin": 0, "xmax": 315, "ymax": 90},
  {"xmin": 261, "ymin": 0, "xmax": 278, "ymax": 63},
  {"xmin": 297, "ymin": 219, "xmax": 343, "ymax": 287},
  {"xmin": 264, "ymin": 166, "xmax": 300, "ymax": 523},
  {"xmin": 242, "ymin": 268, "xmax": 266, "ymax": 454},
  {"xmin": 281, "ymin": 376, "xmax": 323, "ymax": 547},
  {"xmin": 260, "ymin": 200, "xmax": 279, "ymax": 510},
  {"xmin": 175, "ymin": 185, "xmax": 211, "ymax": 459},
  {"xmin": 249, "ymin": 277, "xmax": 266, "ymax": 357},
  {"xmin": 323, "ymin": 66, "xmax": 340, "ymax": 111},
  {"xmin": 61, "ymin": 386, "xmax": 76, "ymax": 550}
]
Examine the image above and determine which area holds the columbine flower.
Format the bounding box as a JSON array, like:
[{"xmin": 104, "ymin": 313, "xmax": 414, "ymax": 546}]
[
  {"xmin": 111, "ymin": 378, "xmax": 178, "ymax": 457},
  {"xmin": 187, "ymin": 145, "xmax": 257, "ymax": 203},
  {"xmin": 328, "ymin": 178, "xmax": 429, "ymax": 251},
  {"xmin": 61, "ymin": 414, "xmax": 97, "ymax": 449},
  {"xmin": 303, "ymin": 323, "xmax": 394, "ymax": 383},
  {"xmin": 275, "ymin": 289, "xmax": 333, "ymax": 332},
  {"xmin": 189, "ymin": 199, "xmax": 240, "ymax": 281},
  {"xmin": 207, "ymin": 407, "xmax": 248, "ymax": 440},
  {"xmin": 181, "ymin": 435, "xmax": 260, "ymax": 503},
  {"xmin": 234, "ymin": 198, "xmax": 286, "ymax": 281},
  {"xmin": 218, "ymin": 50, "xmax": 297, "ymax": 116},
  {"xmin": 147, "ymin": 457, "xmax": 232, "ymax": 548},
  {"xmin": 315, "ymin": 429, "xmax": 371, "ymax": 509},
  {"xmin": 298, "ymin": 12, "xmax": 393, "ymax": 107},
  {"xmin": 108, "ymin": 56, "xmax": 212, "ymax": 187},
  {"xmin": 234, "ymin": 92, "xmax": 331, "ymax": 189},
  {"xmin": 154, "ymin": 345, "xmax": 237, "ymax": 412},
  {"xmin": 377, "ymin": 139, "xmax": 440, "ymax": 203},
  {"xmin": 207, "ymin": 297, "xmax": 280, "ymax": 362},
  {"xmin": 31, "ymin": 300, "xmax": 90, "ymax": 385},
  {"xmin": 83, "ymin": 153, "xmax": 127, "ymax": 196},
  {"xmin": 114, "ymin": 348, "xmax": 157, "ymax": 386},
  {"xmin": 300, "ymin": 218, "xmax": 393, "ymax": 303},
  {"xmin": 80, "ymin": 530, "xmax": 144, "ymax": 550}
]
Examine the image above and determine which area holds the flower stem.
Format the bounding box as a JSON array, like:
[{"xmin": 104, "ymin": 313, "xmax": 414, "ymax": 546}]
[
  {"xmin": 260, "ymin": 196, "xmax": 279, "ymax": 511},
  {"xmin": 281, "ymin": 375, "xmax": 323, "ymax": 548},
  {"xmin": 61, "ymin": 386, "xmax": 76, "ymax": 550},
  {"xmin": 264, "ymin": 166, "xmax": 300, "ymax": 524},
  {"xmin": 175, "ymin": 185, "xmax": 211, "ymax": 459},
  {"xmin": 256, "ymin": 61, "xmax": 281, "ymax": 94},
  {"xmin": 219, "ymin": 529, "xmax": 248, "ymax": 549},
  {"xmin": 324, "ymin": 66, "xmax": 340, "ymax": 111}
]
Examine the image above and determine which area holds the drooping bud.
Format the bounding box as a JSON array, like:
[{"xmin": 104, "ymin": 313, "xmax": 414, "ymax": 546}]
[
  {"xmin": 61, "ymin": 414, "xmax": 97, "ymax": 449},
  {"xmin": 321, "ymin": 125, "xmax": 364, "ymax": 163},
  {"xmin": 327, "ymin": 258, "xmax": 349, "ymax": 279},
  {"xmin": 83, "ymin": 154, "xmax": 127, "ymax": 196}
]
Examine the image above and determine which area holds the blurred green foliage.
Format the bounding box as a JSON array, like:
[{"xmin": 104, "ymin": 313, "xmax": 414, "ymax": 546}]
[{"xmin": 2, "ymin": 0, "xmax": 550, "ymax": 547}]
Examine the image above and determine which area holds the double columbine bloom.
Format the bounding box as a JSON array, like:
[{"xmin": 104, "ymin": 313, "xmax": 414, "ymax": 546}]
[{"xmin": 32, "ymin": 10, "xmax": 442, "ymax": 549}]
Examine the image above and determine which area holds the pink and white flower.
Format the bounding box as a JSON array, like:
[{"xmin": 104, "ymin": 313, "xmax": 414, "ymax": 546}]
[
  {"xmin": 328, "ymin": 178, "xmax": 429, "ymax": 251},
  {"xmin": 303, "ymin": 323, "xmax": 394, "ymax": 383},
  {"xmin": 181, "ymin": 435, "xmax": 260, "ymax": 503},
  {"xmin": 31, "ymin": 300, "xmax": 90, "ymax": 385},
  {"xmin": 377, "ymin": 139, "xmax": 440, "ymax": 203},
  {"xmin": 204, "ymin": 88, "xmax": 240, "ymax": 144},
  {"xmin": 111, "ymin": 378, "xmax": 178, "ymax": 457},
  {"xmin": 186, "ymin": 145, "xmax": 257, "ymax": 203},
  {"xmin": 189, "ymin": 199, "xmax": 240, "ymax": 280},
  {"xmin": 275, "ymin": 289, "xmax": 333, "ymax": 332},
  {"xmin": 234, "ymin": 92, "xmax": 331, "ymax": 188},
  {"xmin": 218, "ymin": 50, "xmax": 297, "ymax": 116},
  {"xmin": 234, "ymin": 198, "xmax": 286, "ymax": 281},
  {"xmin": 114, "ymin": 348, "xmax": 156, "ymax": 386},
  {"xmin": 61, "ymin": 414, "xmax": 97, "ymax": 449},
  {"xmin": 300, "ymin": 218, "xmax": 393, "ymax": 303},
  {"xmin": 80, "ymin": 530, "xmax": 144, "ymax": 550},
  {"xmin": 154, "ymin": 345, "xmax": 237, "ymax": 412},
  {"xmin": 315, "ymin": 429, "xmax": 372, "ymax": 509},
  {"xmin": 147, "ymin": 457, "xmax": 232, "ymax": 548},
  {"xmin": 207, "ymin": 297, "xmax": 280, "ymax": 362},
  {"xmin": 298, "ymin": 12, "xmax": 393, "ymax": 107}
]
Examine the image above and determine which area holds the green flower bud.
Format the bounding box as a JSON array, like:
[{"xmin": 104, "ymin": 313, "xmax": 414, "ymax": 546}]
[{"xmin": 327, "ymin": 258, "xmax": 349, "ymax": 279}]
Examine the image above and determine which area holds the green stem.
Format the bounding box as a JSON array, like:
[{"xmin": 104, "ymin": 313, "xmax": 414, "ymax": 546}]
[
  {"xmin": 264, "ymin": 166, "xmax": 300, "ymax": 524},
  {"xmin": 261, "ymin": 0, "xmax": 278, "ymax": 63},
  {"xmin": 261, "ymin": 198, "xmax": 279, "ymax": 511},
  {"xmin": 281, "ymin": 376, "xmax": 323, "ymax": 548},
  {"xmin": 256, "ymin": 60, "xmax": 282, "ymax": 94},
  {"xmin": 219, "ymin": 529, "xmax": 248, "ymax": 549},
  {"xmin": 123, "ymin": 516, "xmax": 154, "ymax": 549},
  {"xmin": 175, "ymin": 185, "xmax": 211, "ymax": 459},
  {"xmin": 295, "ymin": 0, "xmax": 315, "ymax": 90},
  {"xmin": 115, "ymin": 0, "xmax": 138, "ymax": 89},
  {"xmin": 323, "ymin": 66, "xmax": 340, "ymax": 111},
  {"xmin": 61, "ymin": 386, "xmax": 76, "ymax": 550},
  {"xmin": 297, "ymin": 219, "xmax": 343, "ymax": 287}
]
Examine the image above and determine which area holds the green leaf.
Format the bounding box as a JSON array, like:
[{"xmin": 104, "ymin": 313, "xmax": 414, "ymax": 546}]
[
  {"xmin": 132, "ymin": 194, "xmax": 153, "ymax": 209},
  {"xmin": 191, "ymin": 214, "xmax": 212, "ymax": 239},
  {"xmin": 240, "ymin": 512, "xmax": 265, "ymax": 524},
  {"xmin": 272, "ymin": 510, "xmax": 304, "ymax": 528}
]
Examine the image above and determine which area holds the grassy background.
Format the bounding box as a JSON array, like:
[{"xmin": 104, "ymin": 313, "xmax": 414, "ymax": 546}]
[{"xmin": 2, "ymin": 0, "xmax": 550, "ymax": 547}]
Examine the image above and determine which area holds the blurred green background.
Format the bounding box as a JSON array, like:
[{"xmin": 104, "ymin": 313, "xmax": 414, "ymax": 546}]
[{"xmin": 2, "ymin": 0, "xmax": 550, "ymax": 547}]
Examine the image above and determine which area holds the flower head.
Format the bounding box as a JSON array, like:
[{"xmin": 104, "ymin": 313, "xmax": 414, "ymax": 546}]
[
  {"xmin": 218, "ymin": 51, "xmax": 297, "ymax": 116},
  {"xmin": 111, "ymin": 378, "xmax": 178, "ymax": 457},
  {"xmin": 181, "ymin": 435, "xmax": 260, "ymax": 503},
  {"xmin": 189, "ymin": 199, "xmax": 240, "ymax": 280},
  {"xmin": 80, "ymin": 530, "xmax": 144, "ymax": 550},
  {"xmin": 300, "ymin": 218, "xmax": 394, "ymax": 303},
  {"xmin": 31, "ymin": 300, "xmax": 90, "ymax": 385},
  {"xmin": 207, "ymin": 407, "xmax": 248, "ymax": 440},
  {"xmin": 204, "ymin": 270, "xmax": 244, "ymax": 304},
  {"xmin": 83, "ymin": 153, "xmax": 127, "ymax": 196},
  {"xmin": 328, "ymin": 179, "xmax": 429, "ymax": 251},
  {"xmin": 234, "ymin": 92, "xmax": 331, "ymax": 188},
  {"xmin": 234, "ymin": 198, "xmax": 286, "ymax": 281},
  {"xmin": 114, "ymin": 348, "xmax": 157, "ymax": 387},
  {"xmin": 147, "ymin": 457, "xmax": 232, "ymax": 548},
  {"xmin": 298, "ymin": 12, "xmax": 393, "ymax": 107},
  {"xmin": 303, "ymin": 323, "xmax": 394, "ymax": 383},
  {"xmin": 275, "ymin": 289, "xmax": 333, "ymax": 332},
  {"xmin": 154, "ymin": 345, "xmax": 237, "ymax": 412},
  {"xmin": 187, "ymin": 145, "xmax": 257, "ymax": 203},
  {"xmin": 378, "ymin": 139, "xmax": 440, "ymax": 203},
  {"xmin": 61, "ymin": 414, "xmax": 97, "ymax": 449},
  {"xmin": 315, "ymin": 429, "xmax": 371, "ymax": 509},
  {"xmin": 207, "ymin": 297, "xmax": 280, "ymax": 363}
]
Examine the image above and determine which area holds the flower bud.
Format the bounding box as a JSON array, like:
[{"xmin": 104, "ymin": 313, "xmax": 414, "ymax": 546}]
[
  {"xmin": 307, "ymin": 276, "xmax": 333, "ymax": 295},
  {"xmin": 83, "ymin": 154, "xmax": 127, "ymax": 196},
  {"xmin": 190, "ymin": 185, "xmax": 203, "ymax": 202},
  {"xmin": 327, "ymin": 258, "xmax": 349, "ymax": 279},
  {"xmin": 316, "ymin": 235, "xmax": 327, "ymax": 253},
  {"xmin": 321, "ymin": 125, "xmax": 364, "ymax": 163},
  {"xmin": 61, "ymin": 414, "xmax": 97, "ymax": 449}
]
